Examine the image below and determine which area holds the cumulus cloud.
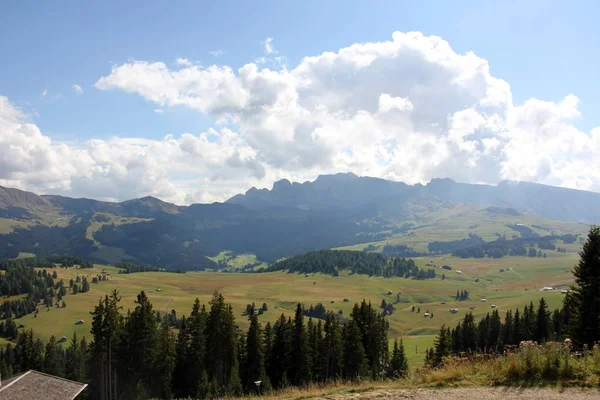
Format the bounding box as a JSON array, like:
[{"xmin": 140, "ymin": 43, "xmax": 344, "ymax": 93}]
[
  {"xmin": 2, "ymin": 31, "xmax": 600, "ymax": 204},
  {"xmin": 73, "ymin": 84, "xmax": 84, "ymax": 94},
  {"xmin": 0, "ymin": 95, "xmax": 265, "ymax": 204},
  {"xmin": 175, "ymin": 58, "xmax": 192, "ymax": 66}
]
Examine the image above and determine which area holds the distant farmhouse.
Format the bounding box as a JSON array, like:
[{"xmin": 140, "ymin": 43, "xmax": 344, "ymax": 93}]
[{"xmin": 0, "ymin": 370, "xmax": 87, "ymax": 400}]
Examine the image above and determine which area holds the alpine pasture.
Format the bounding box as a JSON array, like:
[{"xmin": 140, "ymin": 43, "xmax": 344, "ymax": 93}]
[{"xmin": 11, "ymin": 249, "xmax": 579, "ymax": 365}]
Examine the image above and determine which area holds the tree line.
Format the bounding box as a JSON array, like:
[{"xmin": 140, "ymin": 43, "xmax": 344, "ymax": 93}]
[
  {"xmin": 0, "ymin": 292, "xmax": 408, "ymax": 399},
  {"xmin": 450, "ymin": 234, "xmax": 577, "ymax": 258},
  {"xmin": 115, "ymin": 262, "xmax": 163, "ymax": 274},
  {"xmin": 426, "ymin": 227, "xmax": 600, "ymax": 367},
  {"xmin": 0, "ymin": 255, "xmax": 93, "ymax": 270},
  {"xmin": 0, "ymin": 266, "xmax": 62, "ymax": 321},
  {"xmin": 267, "ymin": 250, "xmax": 436, "ymax": 279}
]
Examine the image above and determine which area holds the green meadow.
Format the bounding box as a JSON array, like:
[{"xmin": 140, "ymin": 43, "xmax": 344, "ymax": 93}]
[{"xmin": 6, "ymin": 247, "xmax": 579, "ymax": 365}]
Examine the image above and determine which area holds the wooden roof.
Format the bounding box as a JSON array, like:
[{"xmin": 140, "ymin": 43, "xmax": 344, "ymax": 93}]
[{"xmin": 0, "ymin": 370, "xmax": 87, "ymax": 400}]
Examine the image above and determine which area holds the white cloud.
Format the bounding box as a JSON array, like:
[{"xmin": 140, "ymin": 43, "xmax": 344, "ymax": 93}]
[
  {"xmin": 378, "ymin": 93, "xmax": 413, "ymax": 113},
  {"xmin": 42, "ymin": 89, "xmax": 47, "ymax": 98},
  {"xmin": 209, "ymin": 49, "xmax": 227, "ymax": 57},
  {"xmin": 175, "ymin": 58, "xmax": 192, "ymax": 66},
  {"xmin": 154, "ymin": 109, "xmax": 164, "ymax": 114},
  {"xmin": 0, "ymin": 95, "xmax": 263, "ymax": 204},
  {"xmin": 73, "ymin": 84, "xmax": 84, "ymax": 94},
  {"xmin": 264, "ymin": 37, "xmax": 277, "ymax": 54},
  {"xmin": 2, "ymin": 31, "xmax": 599, "ymax": 204}
]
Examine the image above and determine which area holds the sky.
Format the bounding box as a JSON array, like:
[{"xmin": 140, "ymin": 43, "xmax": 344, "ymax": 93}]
[{"xmin": 1, "ymin": 0, "xmax": 600, "ymax": 204}]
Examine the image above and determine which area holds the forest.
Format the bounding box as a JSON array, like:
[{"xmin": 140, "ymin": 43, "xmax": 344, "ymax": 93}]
[
  {"xmin": 450, "ymin": 234, "xmax": 578, "ymax": 258},
  {"xmin": 425, "ymin": 227, "xmax": 600, "ymax": 367},
  {"xmin": 0, "ymin": 292, "xmax": 408, "ymax": 400},
  {"xmin": 267, "ymin": 250, "xmax": 436, "ymax": 279},
  {"xmin": 115, "ymin": 262, "xmax": 163, "ymax": 274}
]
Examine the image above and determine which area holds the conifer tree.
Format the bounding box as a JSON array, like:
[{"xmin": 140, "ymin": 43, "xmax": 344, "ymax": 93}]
[
  {"xmin": 120, "ymin": 291, "xmax": 158, "ymax": 398},
  {"xmin": 243, "ymin": 307, "xmax": 267, "ymax": 391},
  {"xmin": 172, "ymin": 317, "xmax": 190, "ymax": 398},
  {"xmin": 501, "ymin": 310, "xmax": 514, "ymax": 347},
  {"xmin": 43, "ymin": 335, "xmax": 63, "ymax": 376},
  {"xmin": 461, "ymin": 313, "xmax": 478, "ymax": 352},
  {"xmin": 342, "ymin": 320, "xmax": 366, "ymax": 379},
  {"xmin": 65, "ymin": 332, "xmax": 86, "ymax": 383},
  {"xmin": 534, "ymin": 297, "xmax": 550, "ymax": 343},
  {"xmin": 188, "ymin": 299, "xmax": 208, "ymax": 396},
  {"xmin": 563, "ymin": 226, "xmax": 600, "ymax": 346},
  {"xmin": 206, "ymin": 292, "xmax": 238, "ymax": 395},
  {"xmin": 320, "ymin": 312, "xmax": 343, "ymax": 381},
  {"xmin": 488, "ymin": 310, "xmax": 502, "ymax": 352},
  {"xmin": 551, "ymin": 309, "xmax": 563, "ymax": 340},
  {"xmin": 269, "ymin": 314, "xmax": 291, "ymax": 388},
  {"xmin": 290, "ymin": 303, "xmax": 311, "ymax": 386},
  {"xmin": 513, "ymin": 308, "xmax": 522, "ymax": 344},
  {"xmin": 388, "ymin": 338, "xmax": 408, "ymax": 377},
  {"xmin": 89, "ymin": 290, "xmax": 122, "ymax": 400},
  {"xmin": 154, "ymin": 315, "xmax": 176, "ymax": 400},
  {"xmin": 432, "ymin": 325, "xmax": 451, "ymax": 367}
]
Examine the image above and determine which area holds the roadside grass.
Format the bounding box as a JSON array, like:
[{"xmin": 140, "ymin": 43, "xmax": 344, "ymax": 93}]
[{"xmin": 217, "ymin": 344, "xmax": 600, "ymax": 400}]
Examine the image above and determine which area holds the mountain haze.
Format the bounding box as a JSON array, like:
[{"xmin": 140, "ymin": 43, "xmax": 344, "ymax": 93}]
[
  {"xmin": 0, "ymin": 174, "xmax": 596, "ymax": 270},
  {"xmin": 228, "ymin": 173, "xmax": 600, "ymax": 223}
]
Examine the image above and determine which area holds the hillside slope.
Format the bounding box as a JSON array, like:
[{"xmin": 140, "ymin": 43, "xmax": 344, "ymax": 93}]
[{"xmin": 0, "ymin": 174, "xmax": 594, "ymax": 270}]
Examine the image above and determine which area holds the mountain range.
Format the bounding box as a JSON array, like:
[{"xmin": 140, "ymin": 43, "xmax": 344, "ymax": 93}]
[{"xmin": 0, "ymin": 173, "xmax": 597, "ymax": 270}]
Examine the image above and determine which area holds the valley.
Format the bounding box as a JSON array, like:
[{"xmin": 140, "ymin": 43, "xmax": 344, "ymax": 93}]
[{"xmin": 11, "ymin": 250, "xmax": 579, "ymax": 365}]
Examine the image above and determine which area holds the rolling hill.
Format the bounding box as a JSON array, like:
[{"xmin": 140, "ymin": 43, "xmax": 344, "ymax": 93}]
[{"xmin": 0, "ymin": 174, "xmax": 596, "ymax": 270}]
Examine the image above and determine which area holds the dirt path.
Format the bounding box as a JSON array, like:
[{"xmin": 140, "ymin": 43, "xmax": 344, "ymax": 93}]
[{"xmin": 311, "ymin": 387, "xmax": 600, "ymax": 399}]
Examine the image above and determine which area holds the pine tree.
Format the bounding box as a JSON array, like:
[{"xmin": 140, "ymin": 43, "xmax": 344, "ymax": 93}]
[
  {"xmin": 187, "ymin": 299, "xmax": 208, "ymax": 396},
  {"xmin": 154, "ymin": 316, "xmax": 176, "ymax": 400},
  {"xmin": 342, "ymin": 320, "xmax": 366, "ymax": 379},
  {"xmin": 563, "ymin": 227, "xmax": 600, "ymax": 346},
  {"xmin": 320, "ymin": 312, "xmax": 343, "ymax": 381},
  {"xmin": 432, "ymin": 325, "xmax": 451, "ymax": 367},
  {"xmin": 243, "ymin": 308, "xmax": 267, "ymax": 391},
  {"xmin": 290, "ymin": 303, "xmax": 311, "ymax": 386},
  {"xmin": 534, "ymin": 297, "xmax": 550, "ymax": 343},
  {"xmin": 206, "ymin": 292, "xmax": 238, "ymax": 395},
  {"xmin": 488, "ymin": 310, "xmax": 502, "ymax": 352},
  {"xmin": 513, "ymin": 308, "xmax": 522, "ymax": 344},
  {"xmin": 501, "ymin": 310, "xmax": 514, "ymax": 347},
  {"xmin": 269, "ymin": 314, "xmax": 291, "ymax": 388},
  {"xmin": 65, "ymin": 332, "xmax": 86, "ymax": 383},
  {"xmin": 551, "ymin": 309, "xmax": 563, "ymax": 340},
  {"xmin": 89, "ymin": 290, "xmax": 122, "ymax": 400},
  {"xmin": 120, "ymin": 291, "xmax": 158, "ymax": 399},
  {"xmin": 388, "ymin": 338, "xmax": 408, "ymax": 377},
  {"xmin": 461, "ymin": 313, "xmax": 478, "ymax": 352},
  {"xmin": 307, "ymin": 318, "xmax": 322, "ymax": 381},
  {"xmin": 172, "ymin": 317, "xmax": 190, "ymax": 398},
  {"xmin": 43, "ymin": 335, "xmax": 63, "ymax": 376},
  {"xmin": 81, "ymin": 277, "xmax": 90, "ymax": 293}
]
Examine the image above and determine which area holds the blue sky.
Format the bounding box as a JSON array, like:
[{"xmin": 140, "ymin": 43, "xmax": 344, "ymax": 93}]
[
  {"xmin": 1, "ymin": 0, "xmax": 599, "ymax": 203},
  {"xmin": 1, "ymin": 0, "xmax": 598, "ymax": 139}
]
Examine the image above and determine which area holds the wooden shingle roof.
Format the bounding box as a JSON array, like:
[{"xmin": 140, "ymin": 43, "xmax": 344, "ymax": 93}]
[{"xmin": 0, "ymin": 370, "xmax": 87, "ymax": 400}]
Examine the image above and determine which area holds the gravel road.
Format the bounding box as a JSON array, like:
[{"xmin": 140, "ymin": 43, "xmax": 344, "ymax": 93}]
[{"xmin": 311, "ymin": 387, "xmax": 600, "ymax": 399}]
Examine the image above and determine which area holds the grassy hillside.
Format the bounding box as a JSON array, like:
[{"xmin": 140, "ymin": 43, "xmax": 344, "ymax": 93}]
[
  {"xmin": 337, "ymin": 205, "xmax": 588, "ymax": 254},
  {"xmin": 6, "ymin": 248, "xmax": 579, "ymax": 365}
]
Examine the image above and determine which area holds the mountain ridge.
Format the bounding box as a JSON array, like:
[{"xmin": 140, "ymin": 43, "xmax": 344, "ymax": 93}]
[{"xmin": 0, "ymin": 174, "xmax": 596, "ymax": 270}]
